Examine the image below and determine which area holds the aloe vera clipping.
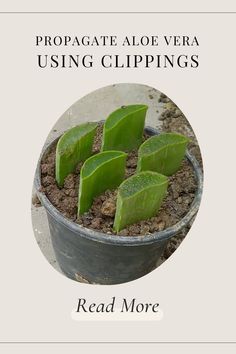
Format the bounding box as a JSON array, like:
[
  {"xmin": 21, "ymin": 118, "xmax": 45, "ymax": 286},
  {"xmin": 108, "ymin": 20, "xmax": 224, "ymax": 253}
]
[
  {"xmin": 102, "ymin": 104, "xmax": 148, "ymax": 152},
  {"xmin": 114, "ymin": 171, "xmax": 168, "ymax": 232},
  {"xmin": 55, "ymin": 122, "xmax": 97, "ymax": 186},
  {"xmin": 137, "ymin": 133, "xmax": 189, "ymax": 176},
  {"xmin": 78, "ymin": 151, "xmax": 127, "ymax": 215}
]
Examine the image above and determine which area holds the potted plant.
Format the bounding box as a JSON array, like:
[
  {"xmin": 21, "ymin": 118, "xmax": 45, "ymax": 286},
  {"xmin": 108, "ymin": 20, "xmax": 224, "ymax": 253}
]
[{"xmin": 34, "ymin": 104, "xmax": 203, "ymax": 285}]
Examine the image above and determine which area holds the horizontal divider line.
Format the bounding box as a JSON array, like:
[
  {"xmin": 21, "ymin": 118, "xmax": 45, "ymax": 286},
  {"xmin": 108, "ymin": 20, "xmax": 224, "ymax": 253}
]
[
  {"xmin": 0, "ymin": 341, "xmax": 236, "ymax": 344},
  {"xmin": 0, "ymin": 12, "xmax": 236, "ymax": 14}
]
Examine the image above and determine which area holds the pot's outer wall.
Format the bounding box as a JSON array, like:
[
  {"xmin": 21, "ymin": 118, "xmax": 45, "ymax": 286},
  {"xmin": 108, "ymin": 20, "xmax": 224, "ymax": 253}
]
[{"xmin": 47, "ymin": 212, "xmax": 167, "ymax": 284}]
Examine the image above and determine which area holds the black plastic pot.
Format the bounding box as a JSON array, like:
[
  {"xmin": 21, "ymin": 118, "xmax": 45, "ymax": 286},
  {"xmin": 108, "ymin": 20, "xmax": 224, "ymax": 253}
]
[{"xmin": 34, "ymin": 127, "xmax": 203, "ymax": 285}]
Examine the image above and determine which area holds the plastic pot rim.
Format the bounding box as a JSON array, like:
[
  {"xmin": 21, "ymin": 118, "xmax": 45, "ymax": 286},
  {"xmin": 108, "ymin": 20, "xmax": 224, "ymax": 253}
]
[{"xmin": 34, "ymin": 126, "xmax": 203, "ymax": 246}]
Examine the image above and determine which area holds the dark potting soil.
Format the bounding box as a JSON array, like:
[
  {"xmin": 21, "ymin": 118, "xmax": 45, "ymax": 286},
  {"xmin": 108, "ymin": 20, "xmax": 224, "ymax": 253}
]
[
  {"xmin": 158, "ymin": 93, "xmax": 202, "ymax": 167},
  {"xmin": 39, "ymin": 122, "xmax": 197, "ymax": 237}
]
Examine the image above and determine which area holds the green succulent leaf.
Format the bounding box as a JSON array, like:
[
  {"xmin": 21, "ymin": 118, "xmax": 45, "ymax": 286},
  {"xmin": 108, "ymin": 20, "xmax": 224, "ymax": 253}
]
[
  {"xmin": 55, "ymin": 122, "xmax": 97, "ymax": 187},
  {"xmin": 137, "ymin": 133, "xmax": 189, "ymax": 176},
  {"xmin": 78, "ymin": 151, "xmax": 127, "ymax": 215},
  {"xmin": 101, "ymin": 104, "xmax": 148, "ymax": 152},
  {"xmin": 113, "ymin": 171, "xmax": 168, "ymax": 232}
]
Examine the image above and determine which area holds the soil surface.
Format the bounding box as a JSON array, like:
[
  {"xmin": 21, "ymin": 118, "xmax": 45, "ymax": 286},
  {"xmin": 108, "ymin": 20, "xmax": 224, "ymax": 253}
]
[
  {"xmin": 157, "ymin": 92, "xmax": 203, "ymax": 260},
  {"xmin": 39, "ymin": 122, "xmax": 197, "ymax": 237}
]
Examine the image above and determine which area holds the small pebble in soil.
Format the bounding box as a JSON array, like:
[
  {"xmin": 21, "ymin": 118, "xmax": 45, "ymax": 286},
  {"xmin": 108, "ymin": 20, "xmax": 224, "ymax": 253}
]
[{"xmin": 101, "ymin": 198, "xmax": 116, "ymax": 217}]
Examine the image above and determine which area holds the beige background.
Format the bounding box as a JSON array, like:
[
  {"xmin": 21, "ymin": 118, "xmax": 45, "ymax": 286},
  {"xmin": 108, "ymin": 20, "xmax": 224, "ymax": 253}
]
[
  {"xmin": 1, "ymin": 0, "xmax": 236, "ymax": 12},
  {"xmin": 0, "ymin": 9, "xmax": 236, "ymax": 351}
]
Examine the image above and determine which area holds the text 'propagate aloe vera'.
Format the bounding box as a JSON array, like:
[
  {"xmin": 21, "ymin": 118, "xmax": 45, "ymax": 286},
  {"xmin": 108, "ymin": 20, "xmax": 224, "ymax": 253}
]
[
  {"xmin": 56, "ymin": 122, "xmax": 97, "ymax": 187},
  {"xmin": 102, "ymin": 104, "xmax": 148, "ymax": 152},
  {"xmin": 137, "ymin": 133, "xmax": 189, "ymax": 176},
  {"xmin": 113, "ymin": 171, "xmax": 168, "ymax": 232},
  {"xmin": 78, "ymin": 151, "xmax": 127, "ymax": 215}
]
